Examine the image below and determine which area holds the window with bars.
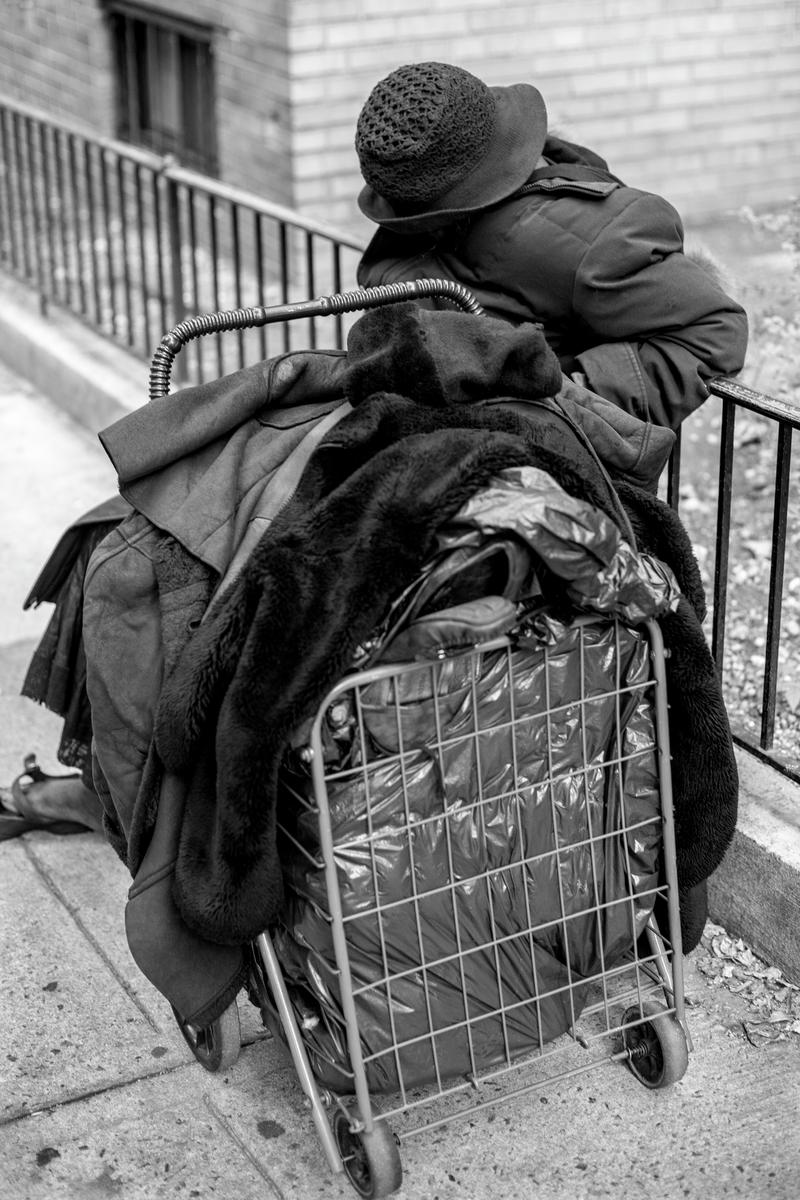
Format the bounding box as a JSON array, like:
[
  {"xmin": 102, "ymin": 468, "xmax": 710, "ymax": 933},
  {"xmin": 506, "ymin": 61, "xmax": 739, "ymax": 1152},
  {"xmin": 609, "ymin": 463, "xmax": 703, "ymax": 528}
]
[{"xmin": 106, "ymin": 2, "xmax": 218, "ymax": 174}]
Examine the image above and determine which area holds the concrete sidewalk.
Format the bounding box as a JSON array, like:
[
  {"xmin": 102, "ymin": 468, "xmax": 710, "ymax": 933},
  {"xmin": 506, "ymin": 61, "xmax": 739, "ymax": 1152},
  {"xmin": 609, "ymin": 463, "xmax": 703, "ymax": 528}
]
[{"xmin": 1, "ymin": 301, "xmax": 799, "ymax": 1198}]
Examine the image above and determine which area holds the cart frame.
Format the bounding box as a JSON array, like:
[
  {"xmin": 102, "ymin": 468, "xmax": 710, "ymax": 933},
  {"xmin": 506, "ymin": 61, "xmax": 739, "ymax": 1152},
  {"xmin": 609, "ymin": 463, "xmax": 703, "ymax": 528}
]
[
  {"xmin": 248, "ymin": 617, "xmax": 688, "ymax": 1196},
  {"xmin": 153, "ymin": 285, "xmax": 692, "ymax": 1198}
]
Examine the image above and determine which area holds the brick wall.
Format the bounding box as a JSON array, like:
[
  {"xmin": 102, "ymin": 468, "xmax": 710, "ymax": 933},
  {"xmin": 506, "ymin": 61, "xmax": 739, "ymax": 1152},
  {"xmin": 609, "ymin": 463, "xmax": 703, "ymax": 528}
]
[
  {"xmin": 1, "ymin": 0, "xmax": 296, "ymax": 205},
  {"xmin": 289, "ymin": 0, "xmax": 800, "ymax": 237},
  {"xmin": 2, "ymin": 0, "xmax": 798, "ymax": 237},
  {"xmin": 1, "ymin": 1, "xmax": 115, "ymax": 133}
]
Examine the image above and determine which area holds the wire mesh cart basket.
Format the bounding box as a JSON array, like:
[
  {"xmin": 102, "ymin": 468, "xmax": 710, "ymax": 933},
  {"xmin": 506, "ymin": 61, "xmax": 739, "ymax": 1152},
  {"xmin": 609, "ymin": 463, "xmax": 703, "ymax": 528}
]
[
  {"xmin": 151, "ymin": 283, "xmax": 691, "ymax": 1198},
  {"xmin": 250, "ymin": 616, "xmax": 688, "ymax": 1198}
]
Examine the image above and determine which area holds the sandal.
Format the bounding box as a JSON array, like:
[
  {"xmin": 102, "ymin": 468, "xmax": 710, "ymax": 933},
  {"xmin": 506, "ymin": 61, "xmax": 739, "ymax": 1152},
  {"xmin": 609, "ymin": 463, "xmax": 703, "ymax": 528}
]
[{"xmin": 0, "ymin": 754, "xmax": 90, "ymax": 842}]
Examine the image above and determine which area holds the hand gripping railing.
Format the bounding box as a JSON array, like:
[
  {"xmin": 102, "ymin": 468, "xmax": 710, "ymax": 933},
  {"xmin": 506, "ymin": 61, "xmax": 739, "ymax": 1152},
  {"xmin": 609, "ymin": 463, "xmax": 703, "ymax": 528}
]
[{"xmin": 148, "ymin": 279, "xmax": 485, "ymax": 401}]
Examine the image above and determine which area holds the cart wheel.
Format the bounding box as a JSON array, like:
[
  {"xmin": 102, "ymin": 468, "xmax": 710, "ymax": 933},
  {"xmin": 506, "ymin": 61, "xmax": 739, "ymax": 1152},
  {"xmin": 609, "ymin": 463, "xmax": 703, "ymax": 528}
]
[
  {"xmin": 621, "ymin": 1000, "xmax": 689, "ymax": 1089},
  {"xmin": 332, "ymin": 1106, "xmax": 402, "ymax": 1198},
  {"xmin": 172, "ymin": 999, "xmax": 241, "ymax": 1073}
]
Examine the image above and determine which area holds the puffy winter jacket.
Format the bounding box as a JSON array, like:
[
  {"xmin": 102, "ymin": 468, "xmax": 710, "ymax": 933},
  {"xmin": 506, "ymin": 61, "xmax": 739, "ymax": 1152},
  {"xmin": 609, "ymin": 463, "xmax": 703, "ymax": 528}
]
[{"xmin": 357, "ymin": 136, "xmax": 748, "ymax": 430}]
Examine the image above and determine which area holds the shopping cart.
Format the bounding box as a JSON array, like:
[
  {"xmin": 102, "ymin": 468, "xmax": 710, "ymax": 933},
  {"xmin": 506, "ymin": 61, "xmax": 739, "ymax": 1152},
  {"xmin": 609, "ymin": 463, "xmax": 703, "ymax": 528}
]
[{"xmin": 156, "ymin": 283, "xmax": 691, "ymax": 1199}]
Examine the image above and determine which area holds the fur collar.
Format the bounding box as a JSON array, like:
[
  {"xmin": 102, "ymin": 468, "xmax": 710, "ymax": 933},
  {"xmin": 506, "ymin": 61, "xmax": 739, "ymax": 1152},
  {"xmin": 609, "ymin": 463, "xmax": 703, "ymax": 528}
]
[{"xmin": 343, "ymin": 301, "xmax": 562, "ymax": 407}]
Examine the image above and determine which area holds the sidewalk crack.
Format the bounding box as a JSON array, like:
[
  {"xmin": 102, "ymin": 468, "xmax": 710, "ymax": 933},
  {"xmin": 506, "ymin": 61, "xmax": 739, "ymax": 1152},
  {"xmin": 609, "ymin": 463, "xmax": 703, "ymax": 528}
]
[
  {"xmin": 203, "ymin": 1094, "xmax": 289, "ymax": 1199},
  {"xmin": 23, "ymin": 840, "xmax": 161, "ymax": 1032}
]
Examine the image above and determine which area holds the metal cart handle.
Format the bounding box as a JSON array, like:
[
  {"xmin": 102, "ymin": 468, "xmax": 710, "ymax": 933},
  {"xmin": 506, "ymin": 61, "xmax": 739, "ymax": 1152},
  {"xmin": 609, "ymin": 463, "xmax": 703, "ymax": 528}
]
[{"xmin": 148, "ymin": 278, "xmax": 485, "ymax": 401}]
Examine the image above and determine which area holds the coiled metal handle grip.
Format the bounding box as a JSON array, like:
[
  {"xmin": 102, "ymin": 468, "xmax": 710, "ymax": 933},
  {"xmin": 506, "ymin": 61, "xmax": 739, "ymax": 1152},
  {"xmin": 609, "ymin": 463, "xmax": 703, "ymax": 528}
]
[{"xmin": 148, "ymin": 279, "xmax": 485, "ymax": 400}]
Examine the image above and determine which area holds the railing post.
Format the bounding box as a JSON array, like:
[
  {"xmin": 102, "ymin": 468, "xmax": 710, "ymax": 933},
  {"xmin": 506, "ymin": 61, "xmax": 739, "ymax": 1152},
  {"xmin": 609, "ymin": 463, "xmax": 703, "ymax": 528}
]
[
  {"xmin": 163, "ymin": 161, "xmax": 187, "ymax": 386},
  {"xmin": 666, "ymin": 425, "xmax": 681, "ymax": 510},
  {"xmin": 761, "ymin": 423, "xmax": 793, "ymax": 750},
  {"xmin": 24, "ymin": 114, "xmax": 48, "ymax": 317},
  {"xmin": 711, "ymin": 399, "xmax": 736, "ymax": 673}
]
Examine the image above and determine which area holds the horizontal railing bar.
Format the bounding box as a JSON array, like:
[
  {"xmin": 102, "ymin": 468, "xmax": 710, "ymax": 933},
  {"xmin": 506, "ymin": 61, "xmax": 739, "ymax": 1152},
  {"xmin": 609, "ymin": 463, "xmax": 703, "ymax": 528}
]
[
  {"xmin": 0, "ymin": 91, "xmax": 167, "ymax": 169},
  {"xmin": 0, "ymin": 91, "xmax": 365, "ymax": 251},
  {"xmin": 732, "ymin": 731, "xmax": 800, "ymax": 781},
  {"xmin": 708, "ymin": 376, "xmax": 800, "ymax": 429},
  {"xmin": 163, "ymin": 161, "xmax": 366, "ymax": 250}
]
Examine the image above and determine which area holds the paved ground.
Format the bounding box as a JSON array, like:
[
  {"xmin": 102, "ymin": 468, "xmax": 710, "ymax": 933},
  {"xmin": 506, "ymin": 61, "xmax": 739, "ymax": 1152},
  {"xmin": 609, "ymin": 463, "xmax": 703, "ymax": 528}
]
[{"xmin": 1, "ymin": 362, "xmax": 800, "ymax": 1200}]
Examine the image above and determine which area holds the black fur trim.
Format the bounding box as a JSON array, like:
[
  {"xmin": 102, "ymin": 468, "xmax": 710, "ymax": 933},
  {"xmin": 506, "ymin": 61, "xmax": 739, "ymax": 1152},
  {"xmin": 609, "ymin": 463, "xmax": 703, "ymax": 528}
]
[{"xmin": 343, "ymin": 302, "xmax": 562, "ymax": 408}]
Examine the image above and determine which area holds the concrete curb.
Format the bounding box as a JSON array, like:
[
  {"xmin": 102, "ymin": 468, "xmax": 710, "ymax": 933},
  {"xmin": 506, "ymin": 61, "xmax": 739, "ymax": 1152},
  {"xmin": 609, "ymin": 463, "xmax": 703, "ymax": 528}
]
[
  {"xmin": 709, "ymin": 749, "xmax": 800, "ymax": 982},
  {"xmin": 3, "ymin": 273, "xmax": 800, "ymax": 987},
  {"xmin": 0, "ymin": 277, "xmax": 147, "ymax": 430}
]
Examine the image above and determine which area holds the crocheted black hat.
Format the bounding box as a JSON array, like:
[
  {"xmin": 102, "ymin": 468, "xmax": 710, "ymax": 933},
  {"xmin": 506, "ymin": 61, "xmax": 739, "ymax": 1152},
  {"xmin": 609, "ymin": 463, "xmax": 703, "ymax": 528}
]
[{"xmin": 356, "ymin": 62, "xmax": 547, "ymax": 230}]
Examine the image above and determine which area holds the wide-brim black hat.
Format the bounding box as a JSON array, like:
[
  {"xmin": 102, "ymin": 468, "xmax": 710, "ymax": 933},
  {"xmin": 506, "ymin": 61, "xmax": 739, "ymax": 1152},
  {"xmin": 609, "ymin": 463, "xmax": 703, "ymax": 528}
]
[{"xmin": 356, "ymin": 63, "xmax": 547, "ymax": 233}]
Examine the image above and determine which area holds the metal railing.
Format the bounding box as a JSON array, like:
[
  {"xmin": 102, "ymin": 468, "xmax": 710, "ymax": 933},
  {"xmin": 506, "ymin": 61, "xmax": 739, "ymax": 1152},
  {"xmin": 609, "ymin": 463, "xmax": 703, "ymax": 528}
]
[
  {"xmin": 0, "ymin": 95, "xmax": 365, "ymax": 383},
  {"xmin": 680, "ymin": 380, "xmax": 799, "ymax": 782},
  {"xmin": 0, "ymin": 95, "xmax": 797, "ymax": 782}
]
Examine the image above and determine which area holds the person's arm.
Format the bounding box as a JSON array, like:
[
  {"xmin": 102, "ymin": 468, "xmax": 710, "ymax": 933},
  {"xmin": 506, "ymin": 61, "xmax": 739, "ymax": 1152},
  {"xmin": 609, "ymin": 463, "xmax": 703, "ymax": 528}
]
[{"xmin": 570, "ymin": 191, "xmax": 748, "ymax": 429}]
